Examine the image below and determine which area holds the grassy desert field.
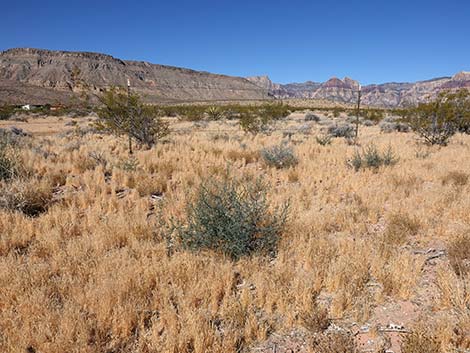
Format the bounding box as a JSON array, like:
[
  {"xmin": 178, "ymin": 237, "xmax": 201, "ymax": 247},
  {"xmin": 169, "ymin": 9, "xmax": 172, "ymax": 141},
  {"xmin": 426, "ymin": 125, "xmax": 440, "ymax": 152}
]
[{"xmin": 1, "ymin": 112, "xmax": 469, "ymax": 353}]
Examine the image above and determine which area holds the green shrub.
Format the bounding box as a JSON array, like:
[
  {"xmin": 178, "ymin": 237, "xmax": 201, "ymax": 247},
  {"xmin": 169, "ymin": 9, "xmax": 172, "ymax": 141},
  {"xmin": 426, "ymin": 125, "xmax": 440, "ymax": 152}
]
[
  {"xmin": 176, "ymin": 177, "xmax": 288, "ymax": 260},
  {"xmin": 348, "ymin": 144, "xmax": 398, "ymax": 171},
  {"xmin": 261, "ymin": 144, "xmax": 298, "ymax": 169}
]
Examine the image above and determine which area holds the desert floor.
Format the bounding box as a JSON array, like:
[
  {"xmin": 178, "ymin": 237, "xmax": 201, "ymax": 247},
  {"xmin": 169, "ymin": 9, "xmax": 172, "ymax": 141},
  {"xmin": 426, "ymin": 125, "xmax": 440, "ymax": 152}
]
[{"xmin": 1, "ymin": 113, "xmax": 469, "ymax": 353}]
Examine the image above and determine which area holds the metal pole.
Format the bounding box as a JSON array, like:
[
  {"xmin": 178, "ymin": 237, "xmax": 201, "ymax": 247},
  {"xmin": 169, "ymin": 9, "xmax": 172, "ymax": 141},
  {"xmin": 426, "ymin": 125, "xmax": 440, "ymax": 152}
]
[
  {"xmin": 127, "ymin": 78, "xmax": 133, "ymax": 155},
  {"xmin": 355, "ymin": 84, "xmax": 361, "ymax": 143}
]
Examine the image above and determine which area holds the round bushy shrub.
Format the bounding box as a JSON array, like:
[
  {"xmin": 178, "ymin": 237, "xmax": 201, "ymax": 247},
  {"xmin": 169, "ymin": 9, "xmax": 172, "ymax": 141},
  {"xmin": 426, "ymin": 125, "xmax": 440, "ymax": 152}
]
[
  {"xmin": 176, "ymin": 177, "xmax": 288, "ymax": 260},
  {"xmin": 260, "ymin": 144, "xmax": 298, "ymax": 169},
  {"xmin": 327, "ymin": 123, "xmax": 355, "ymax": 138}
]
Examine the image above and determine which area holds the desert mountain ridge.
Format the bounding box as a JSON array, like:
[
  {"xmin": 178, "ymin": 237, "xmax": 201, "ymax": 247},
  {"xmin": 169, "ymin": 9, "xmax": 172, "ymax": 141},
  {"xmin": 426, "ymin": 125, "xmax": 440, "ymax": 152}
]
[
  {"xmin": 247, "ymin": 72, "xmax": 470, "ymax": 107},
  {"xmin": 0, "ymin": 48, "xmax": 271, "ymax": 105},
  {"xmin": 1, "ymin": 47, "xmax": 469, "ymax": 107}
]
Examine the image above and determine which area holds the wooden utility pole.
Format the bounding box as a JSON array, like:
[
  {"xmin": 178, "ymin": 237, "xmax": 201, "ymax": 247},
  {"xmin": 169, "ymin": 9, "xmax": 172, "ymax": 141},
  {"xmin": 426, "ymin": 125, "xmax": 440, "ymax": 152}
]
[
  {"xmin": 127, "ymin": 78, "xmax": 133, "ymax": 155},
  {"xmin": 355, "ymin": 84, "xmax": 361, "ymax": 144}
]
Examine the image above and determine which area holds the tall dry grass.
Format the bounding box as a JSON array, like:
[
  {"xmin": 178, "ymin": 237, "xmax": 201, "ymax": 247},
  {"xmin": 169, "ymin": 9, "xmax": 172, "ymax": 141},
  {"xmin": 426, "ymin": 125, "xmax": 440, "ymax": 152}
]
[{"xmin": 0, "ymin": 118, "xmax": 469, "ymax": 352}]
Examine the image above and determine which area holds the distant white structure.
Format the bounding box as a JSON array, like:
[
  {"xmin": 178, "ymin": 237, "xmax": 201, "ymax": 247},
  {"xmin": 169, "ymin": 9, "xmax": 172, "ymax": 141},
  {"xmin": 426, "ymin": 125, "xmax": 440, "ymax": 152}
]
[{"xmin": 22, "ymin": 104, "xmax": 31, "ymax": 110}]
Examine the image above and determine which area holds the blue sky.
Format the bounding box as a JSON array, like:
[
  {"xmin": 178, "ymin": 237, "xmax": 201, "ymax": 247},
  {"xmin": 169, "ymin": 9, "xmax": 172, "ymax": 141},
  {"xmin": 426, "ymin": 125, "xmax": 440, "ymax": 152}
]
[{"xmin": 1, "ymin": 0, "xmax": 469, "ymax": 84}]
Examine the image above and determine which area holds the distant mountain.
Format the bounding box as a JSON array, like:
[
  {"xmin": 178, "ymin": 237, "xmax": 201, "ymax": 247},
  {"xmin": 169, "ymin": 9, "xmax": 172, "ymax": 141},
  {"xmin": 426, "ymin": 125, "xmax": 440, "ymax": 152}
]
[
  {"xmin": 247, "ymin": 73, "xmax": 470, "ymax": 107},
  {"xmin": 0, "ymin": 48, "xmax": 271, "ymax": 105},
  {"xmin": 1, "ymin": 48, "xmax": 468, "ymax": 107}
]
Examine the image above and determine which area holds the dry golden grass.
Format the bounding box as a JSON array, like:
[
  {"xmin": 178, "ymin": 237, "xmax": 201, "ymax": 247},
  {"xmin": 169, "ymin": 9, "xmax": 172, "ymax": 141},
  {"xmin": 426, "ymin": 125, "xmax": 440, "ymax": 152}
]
[{"xmin": 1, "ymin": 116, "xmax": 470, "ymax": 353}]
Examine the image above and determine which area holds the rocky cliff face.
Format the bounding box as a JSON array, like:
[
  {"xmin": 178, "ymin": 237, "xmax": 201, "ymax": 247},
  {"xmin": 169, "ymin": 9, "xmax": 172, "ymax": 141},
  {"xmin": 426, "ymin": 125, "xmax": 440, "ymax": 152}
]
[
  {"xmin": 249, "ymin": 73, "xmax": 470, "ymax": 107},
  {"xmin": 0, "ymin": 48, "xmax": 271, "ymax": 104},
  {"xmin": 246, "ymin": 75, "xmax": 281, "ymax": 92}
]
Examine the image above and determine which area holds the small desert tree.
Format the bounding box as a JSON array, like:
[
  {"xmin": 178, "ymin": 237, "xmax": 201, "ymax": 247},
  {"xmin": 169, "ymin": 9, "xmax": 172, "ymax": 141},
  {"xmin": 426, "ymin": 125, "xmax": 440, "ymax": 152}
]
[
  {"xmin": 406, "ymin": 89, "xmax": 470, "ymax": 145},
  {"xmin": 96, "ymin": 88, "xmax": 169, "ymax": 152}
]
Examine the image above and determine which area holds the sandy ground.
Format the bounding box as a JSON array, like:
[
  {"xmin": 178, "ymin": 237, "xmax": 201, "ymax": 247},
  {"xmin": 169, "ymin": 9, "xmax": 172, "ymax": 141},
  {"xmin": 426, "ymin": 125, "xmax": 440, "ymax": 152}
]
[{"xmin": 0, "ymin": 116, "xmax": 93, "ymax": 135}]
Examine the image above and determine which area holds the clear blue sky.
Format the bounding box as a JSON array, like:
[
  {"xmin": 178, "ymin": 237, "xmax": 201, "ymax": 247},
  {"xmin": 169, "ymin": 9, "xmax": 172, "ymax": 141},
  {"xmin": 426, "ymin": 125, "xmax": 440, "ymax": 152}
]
[{"xmin": 1, "ymin": 0, "xmax": 469, "ymax": 84}]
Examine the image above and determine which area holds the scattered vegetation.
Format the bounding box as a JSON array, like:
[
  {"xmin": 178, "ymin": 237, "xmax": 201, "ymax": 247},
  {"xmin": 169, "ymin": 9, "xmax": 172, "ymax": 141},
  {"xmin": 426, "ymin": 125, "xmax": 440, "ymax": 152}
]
[
  {"xmin": 361, "ymin": 108, "xmax": 385, "ymax": 122},
  {"xmin": 1, "ymin": 101, "xmax": 470, "ymax": 353},
  {"xmin": 379, "ymin": 116, "xmax": 410, "ymax": 133},
  {"xmin": 349, "ymin": 144, "xmax": 398, "ymax": 171}
]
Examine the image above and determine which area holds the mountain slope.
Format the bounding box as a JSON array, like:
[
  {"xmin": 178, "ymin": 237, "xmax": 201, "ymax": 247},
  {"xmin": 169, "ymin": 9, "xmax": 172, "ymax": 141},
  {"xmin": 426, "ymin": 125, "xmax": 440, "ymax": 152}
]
[
  {"xmin": 0, "ymin": 48, "xmax": 271, "ymax": 104},
  {"xmin": 248, "ymin": 73, "xmax": 470, "ymax": 107}
]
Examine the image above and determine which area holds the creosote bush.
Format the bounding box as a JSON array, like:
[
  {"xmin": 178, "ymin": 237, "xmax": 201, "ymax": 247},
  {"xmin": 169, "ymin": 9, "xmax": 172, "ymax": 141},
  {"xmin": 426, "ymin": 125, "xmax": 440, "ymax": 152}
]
[
  {"xmin": 260, "ymin": 144, "xmax": 298, "ymax": 169},
  {"xmin": 175, "ymin": 176, "xmax": 288, "ymax": 260},
  {"xmin": 405, "ymin": 89, "xmax": 470, "ymax": 145},
  {"xmin": 96, "ymin": 88, "xmax": 170, "ymax": 150}
]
